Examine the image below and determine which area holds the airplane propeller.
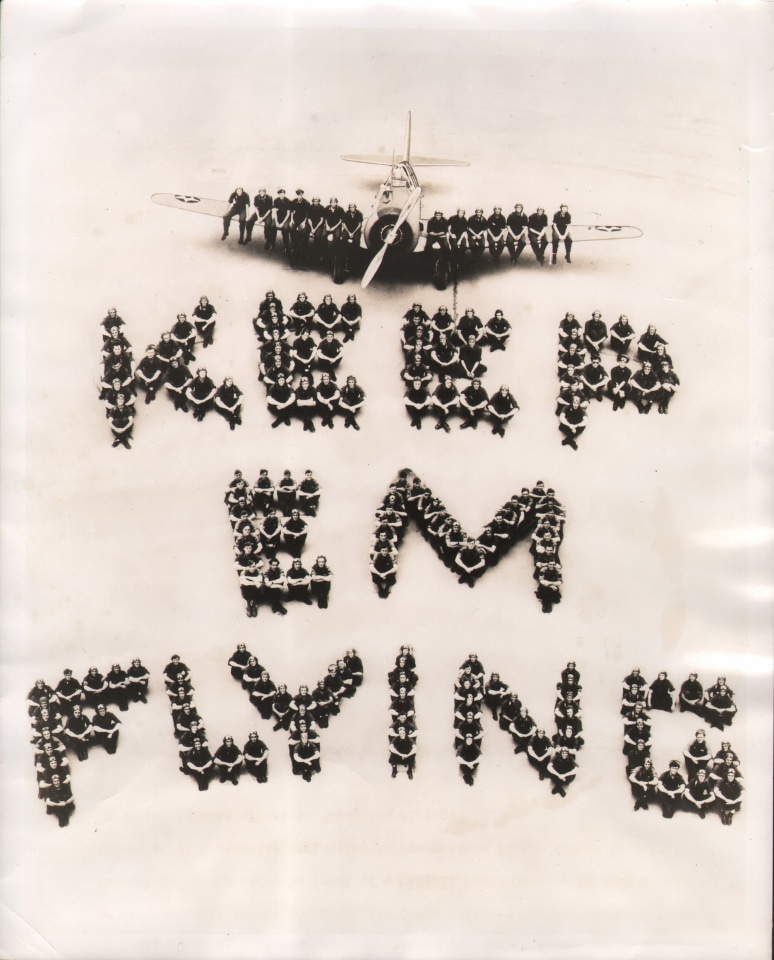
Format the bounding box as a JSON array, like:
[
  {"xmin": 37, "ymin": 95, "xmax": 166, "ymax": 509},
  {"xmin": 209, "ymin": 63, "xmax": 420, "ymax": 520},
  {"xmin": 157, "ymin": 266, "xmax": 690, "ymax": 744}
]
[{"xmin": 361, "ymin": 186, "xmax": 422, "ymax": 289}]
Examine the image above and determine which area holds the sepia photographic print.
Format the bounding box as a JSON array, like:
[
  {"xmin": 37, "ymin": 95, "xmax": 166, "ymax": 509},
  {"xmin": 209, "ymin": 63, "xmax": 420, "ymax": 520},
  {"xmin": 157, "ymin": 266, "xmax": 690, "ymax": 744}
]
[{"xmin": 1, "ymin": 1, "xmax": 772, "ymax": 958}]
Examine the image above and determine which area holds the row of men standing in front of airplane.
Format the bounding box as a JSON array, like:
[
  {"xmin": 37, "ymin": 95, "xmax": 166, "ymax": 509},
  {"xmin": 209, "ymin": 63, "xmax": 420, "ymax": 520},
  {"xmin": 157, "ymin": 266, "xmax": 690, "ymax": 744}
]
[{"xmin": 221, "ymin": 187, "xmax": 574, "ymax": 265}]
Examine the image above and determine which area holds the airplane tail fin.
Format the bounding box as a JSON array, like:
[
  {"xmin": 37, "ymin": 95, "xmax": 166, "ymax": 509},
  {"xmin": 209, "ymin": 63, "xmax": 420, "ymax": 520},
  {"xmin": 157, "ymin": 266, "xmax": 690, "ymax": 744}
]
[{"xmin": 341, "ymin": 112, "xmax": 469, "ymax": 167}]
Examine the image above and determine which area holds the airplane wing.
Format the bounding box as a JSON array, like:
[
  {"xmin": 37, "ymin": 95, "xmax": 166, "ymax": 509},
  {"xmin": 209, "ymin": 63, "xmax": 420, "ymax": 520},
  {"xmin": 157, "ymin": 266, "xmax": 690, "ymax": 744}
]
[
  {"xmin": 340, "ymin": 154, "xmax": 396, "ymax": 166},
  {"xmin": 152, "ymin": 193, "xmax": 230, "ymax": 218},
  {"xmin": 402, "ymin": 156, "xmax": 470, "ymax": 167},
  {"xmin": 566, "ymin": 225, "xmax": 643, "ymax": 240},
  {"xmin": 341, "ymin": 154, "xmax": 470, "ymax": 168}
]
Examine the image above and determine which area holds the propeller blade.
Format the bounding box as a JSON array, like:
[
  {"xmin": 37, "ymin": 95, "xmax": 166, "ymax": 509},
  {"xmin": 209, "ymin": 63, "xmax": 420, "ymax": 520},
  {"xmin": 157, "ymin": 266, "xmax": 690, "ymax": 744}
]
[{"xmin": 361, "ymin": 187, "xmax": 421, "ymax": 289}]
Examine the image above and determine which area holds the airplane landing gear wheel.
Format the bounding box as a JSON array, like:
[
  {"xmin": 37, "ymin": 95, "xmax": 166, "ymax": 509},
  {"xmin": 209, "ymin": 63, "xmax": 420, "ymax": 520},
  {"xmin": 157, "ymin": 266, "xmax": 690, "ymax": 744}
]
[
  {"xmin": 332, "ymin": 252, "xmax": 347, "ymax": 284},
  {"xmin": 433, "ymin": 253, "xmax": 449, "ymax": 291}
]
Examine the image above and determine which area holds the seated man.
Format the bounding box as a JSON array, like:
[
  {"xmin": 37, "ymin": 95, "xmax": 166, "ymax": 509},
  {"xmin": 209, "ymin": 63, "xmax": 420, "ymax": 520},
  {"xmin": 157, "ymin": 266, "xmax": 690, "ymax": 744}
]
[
  {"xmin": 292, "ymin": 731, "xmax": 321, "ymax": 782},
  {"xmin": 45, "ymin": 773, "xmax": 75, "ymax": 827},
  {"xmin": 656, "ymin": 760, "xmax": 685, "ymax": 818},
  {"xmin": 389, "ymin": 725, "xmax": 416, "ymax": 779},
  {"xmin": 243, "ymin": 731, "xmax": 270, "ymax": 783},
  {"xmin": 213, "ymin": 736, "xmax": 243, "ymax": 785},
  {"xmin": 546, "ymin": 746, "xmax": 577, "ymax": 797},
  {"xmin": 456, "ymin": 733, "xmax": 481, "ymax": 786},
  {"xmin": 181, "ymin": 737, "xmax": 214, "ymax": 790},
  {"xmin": 459, "ymin": 378, "xmax": 489, "ymax": 430}
]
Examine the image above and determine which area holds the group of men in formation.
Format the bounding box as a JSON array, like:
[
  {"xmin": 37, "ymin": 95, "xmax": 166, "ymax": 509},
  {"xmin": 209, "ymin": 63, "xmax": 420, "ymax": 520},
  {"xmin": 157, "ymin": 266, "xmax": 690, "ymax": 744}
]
[
  {"xmin": 253, "ymin": 288, "xmax": 366, "ymax": 430},
  {"xmin": 26, "ymin": 658, "xmax": 744, "ymax": 819},
  {"xmin": 221, "ymin": 187, "xmax": 576, "ymax": 269},
  {"xmin": 399, "ymin": 301, "xmax": 519, "ymax": 435},
  {"xmin": 422, "ymin": 204, "xmax": 574, "ymax": 267},
  {"xmin": 99, "ymin": 300, "xmax": 245, "ymax": 447},
  {"xmin": 225, "ymin": 468, "xmax": 332, "ymax": 617},
  {"xmin": 556, "ymin": 312, "xmax": 680, "ymax": 449},
  {"xmin": 28, "ymin": 662, "xmax": 150, "ymax": 826},
  {"xmin": 167, "ymin": 653, "xmax": 266, "ymax": 788},
  {"xmin": 221, "ymin": 188, "xmax": 364, "ymax": 270},
  {"xmin": 173, "ymin": 647, "xmax": 364, "ymax": 786},
  {"xmin": 101, "ymin": 299, "xmax": 682, "ymax": 447},
  {"xmin": 622, "ymin": 668, "xmax": 743, "ymax": 823},
  {"xmin": 448, "ymin": 657, "xmax": 584, "ymax": 793},
  {"xmin": 370, "ymin": 472, "xmax": 565, "ymax": 613}
]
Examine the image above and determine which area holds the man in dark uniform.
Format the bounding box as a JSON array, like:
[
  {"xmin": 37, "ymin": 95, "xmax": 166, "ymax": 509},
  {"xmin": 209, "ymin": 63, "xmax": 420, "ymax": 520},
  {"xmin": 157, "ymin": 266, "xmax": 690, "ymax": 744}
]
[
  {"xmin": 657, "ymin": 760, "xmax": 686, "ymax": 818},
  {"xmin": 91, "ymin": 702, "xmax": 121, "ymax": 754},
  {"xmin": 425, "ymin": 211, "xmax": 450, "ymax": 257},
  {"xmin": 322, "ymin": 198, "xmax": 344, "ymax": 263},
  {"xmin": 263, "ymin": 558, "xmax": 288, "ymax": 616},
  {"xmin": 292, "ymin": 731, "xmax": 321, "ymax": 781},
  {"xmin": 109, "ymin": 395, "xmax": 134, "ymax": 449},
  {"xmin": 679, "ymin": 673, "xmax": 705, "ymax": 714},
  {"xmin": 186, "ymin": 367, "xmax": 217, "ymax": 422},
  {"xmin": 551, "ymin": 204, "xmax": 572, "ymax": 264},
  {"xmin": 457, "ymin": 733, "xmax": 481, "ymax": 786},
  {"xmin": 342, "ymin": 203, "xmax": 363, "ymax": 268},
  {"xmin": 171, "ymin": 313, "xmax": 197, "ymax": 364},
  {"xmin": 506, "ymin": 203, "xmax": 529, "ymax": 263},
  {"xmin": 486, "ymin": 206, "xmax": 507, "ymax": 260},
  {"xmin": 266, "ymin": 374, "xmax": 295, "ymax": 428},
  {"xmin": 310, "ymin": 556, "xmax": 333, "ymax": 609},
  {"xmin": 405, "ymin": 378, "xmax": 432, "ymax": 429},
  {"xmin": 163, "ymin": 655, "xmax": 190, "ymax": 690},
  {"xmin": 283, "ymin": 509, "xmax": 308, "ymax": 558},
  {"xmin": 657, "ymin": 361, "xmax": 680, "ymax": 414},
  {"xmin": 459, "ymin": 378, "xmax": 489, "ymax": 430},
  {"xmin": 535, "ymin": 559, "xmax": 562, "ymax": 613},
  {"xmin": 245, "ymin": 188, "xmax": 273, "ymax": 245},
  {"xmin": 527, "ymin": 728, "xmax": 553, "ymax": 780},
  {"xmin": 546, "ymin": 746, "xmax": 577, "ymax": 796},
  {"xmin": 455, "ymin": 538, "xmax": 486, "ymax": 586},
  {"xmin": 182, "ymin": 737, "xmax": 214, "ymax": 790},
  {"xmin": 164, "ymin": 357, "xmax": 193, "ymax": 412},
  {"xmin": 297, "ymin": 470, "xmax": 321, "ymax": 516},
  {"xmin": 214, "ymin": 736, "xmax": 243, "ymax": 785},
  {"xmin": 222, "ymin": 186, "xmax": 250, "ymax": 243},
  {"xmin": 389, "ymin": 726, "xmax": 416, "ymax": 779},
  {"xmin": 580, "ymin": 356, "xmax": 609, "ymax": 402},
  {"xmin": 447, "ymin": 209, "xmax": 469, "ymax": 259},
  {"xmin": 288, "ymin": 189, "xmax": 311, "ymax": 261},
  {"xmin": 316, "ymin": 372, "xmax": 340, "ymax": 429},
  {"xmin": 629, "ymin": 360, "xmax": 661, "ymax": 414},
  {"xmin": 45, "ymin": 774, "xmax": 75, "ymax": 827},
  {"xmin": 432, "ymin": 374, "xmax": 459, "ymax": 433},
  {"xmin": 251, "ymin": 469, "xmax": 274, "ymax": 513},
  {"xmin": 307, "ymin": 197, "xmax": 326, "ymax": 260},
  {"xmin": 339, "ymin": 375, "xmax": 365, "ymax": 430},
  {"xmin": 466, "ymin": 208, "xmax": 487, "ymax": 262},
  {"xmin": 214, "ymin": 377, "xmax": 243, "ymax": 430},
  {"xmin": 243, "ymin": 731, "xmax": 269, "ymax": 782},
  {"xmin": 55, "ymin": 669, "xmax": 83, "ymax": 715},
  {"xmin": 272, "ymin": 188, "xmax": 291, "ymax": 251},
  {"xmin": 558, "ymin": 394, "xmax": 587, "ymax": 450},
  {"xmin": 483, "ymin": 310, "xmax": 511, "ymax": 351},
  {"xmin": 63, "ymin": 704, "xmax": 92, "ymax": 761},
  {"xmin": 371, "ymin": 544, "xmax": 397, "ymax": 599},
  {"xmin": 607, "ymin": 355, "xmax": 632, "ymax": 410},
  {"xmin": 528, "ymin": 207, "xmax": 548, "ymax": 264},
  {"xmin": 487, "ymin": 385, "xmax": 519, "ymax": 436},
  {"xmin": 192, "ymin": 295, "xmax": 217, "ymax": 348},
  {"xmin": 135, "ymin": 345, "xmax": 164, "ymax": 404}
]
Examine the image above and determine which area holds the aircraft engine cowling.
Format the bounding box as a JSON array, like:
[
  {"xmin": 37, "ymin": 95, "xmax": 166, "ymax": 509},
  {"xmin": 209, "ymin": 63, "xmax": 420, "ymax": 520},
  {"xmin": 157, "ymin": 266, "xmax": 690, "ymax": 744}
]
[{"xmin": 364, "ymin": 208, "xmax": 418, "ymax": 256}]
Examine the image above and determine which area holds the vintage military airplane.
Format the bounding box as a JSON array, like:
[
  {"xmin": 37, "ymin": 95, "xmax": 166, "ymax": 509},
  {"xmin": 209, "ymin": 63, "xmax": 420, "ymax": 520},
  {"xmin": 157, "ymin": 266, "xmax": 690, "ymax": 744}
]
[{"xmin": 152, "ymin": 113, "xmax": 642, "ymax": 289}]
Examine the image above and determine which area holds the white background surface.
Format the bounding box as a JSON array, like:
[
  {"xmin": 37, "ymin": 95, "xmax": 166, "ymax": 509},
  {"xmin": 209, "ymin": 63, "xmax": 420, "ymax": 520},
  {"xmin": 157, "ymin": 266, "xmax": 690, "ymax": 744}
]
[{"xmin": 1, "ymin": 2, "xmax": 772, "ymax": 958}]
